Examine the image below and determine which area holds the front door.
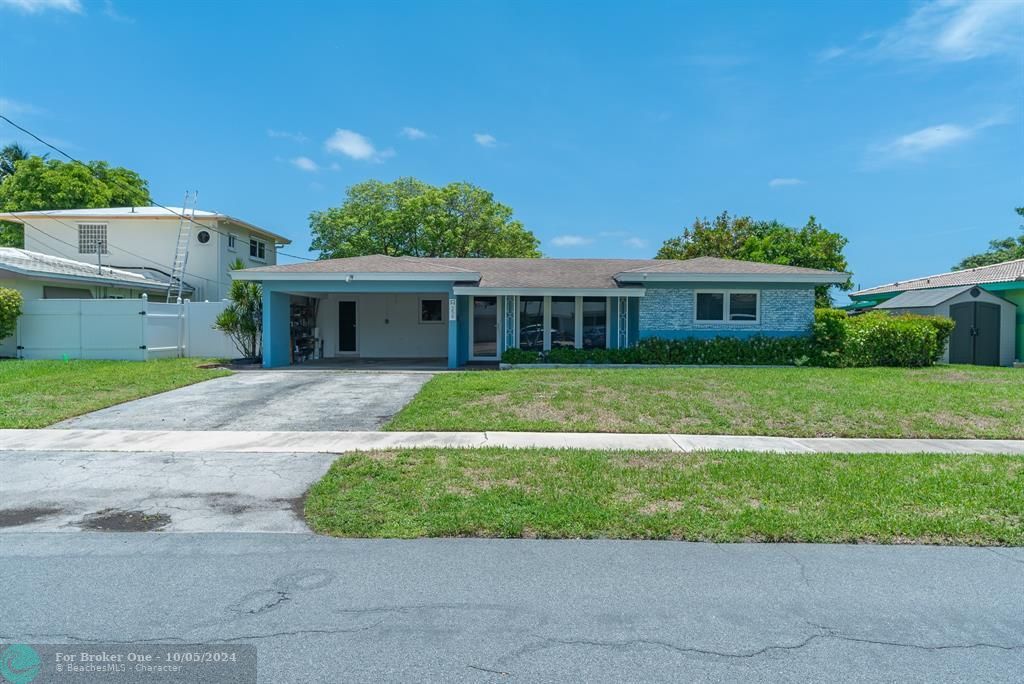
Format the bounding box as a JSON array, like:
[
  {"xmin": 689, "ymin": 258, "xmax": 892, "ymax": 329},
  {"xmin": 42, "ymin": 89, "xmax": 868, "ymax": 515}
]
[
  {"xmin": 470, "ymin": 296, "xmax": 499, "ymax": 360},
  {"xmin": 949, "ymin": 301, "xmax": 1000, "ymax": 366},
  {"xmin": 338, "ymin": 300, "xmax": 357, "ymax": 353}
]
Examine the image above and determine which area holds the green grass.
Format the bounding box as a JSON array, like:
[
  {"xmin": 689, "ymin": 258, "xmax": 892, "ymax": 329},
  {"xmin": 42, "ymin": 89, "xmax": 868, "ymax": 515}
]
[
  {"xmin": 304, "ymin": 448, "xmax": 1024, "ymax": 545},
  {"xmin": 386, "ymin": 366, "xmax": 1024, "ymax": 439},
  {"xmin": 0, "ymin": 358, "xmax": 231, "ymax": 428}
]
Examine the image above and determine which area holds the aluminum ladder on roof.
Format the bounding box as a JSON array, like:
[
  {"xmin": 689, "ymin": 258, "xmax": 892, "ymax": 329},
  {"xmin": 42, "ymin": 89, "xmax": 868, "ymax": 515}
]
[{"xmin": 166, "ymin": 191, "xmax": 198, "ymax": 302}]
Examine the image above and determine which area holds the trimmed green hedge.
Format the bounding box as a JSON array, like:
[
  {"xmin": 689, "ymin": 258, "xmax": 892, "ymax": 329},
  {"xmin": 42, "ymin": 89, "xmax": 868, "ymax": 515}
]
[
  {"xmin": 500, "ymin": 309, "xmax": 956, "ymax": 368},
  {"xmin": 0, "ymin": 287, "xmax": 22, "ymax": 342}
]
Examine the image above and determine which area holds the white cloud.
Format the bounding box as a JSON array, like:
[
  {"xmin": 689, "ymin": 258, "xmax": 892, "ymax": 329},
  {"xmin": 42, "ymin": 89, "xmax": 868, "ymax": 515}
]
[
  {"xmin": 876, "ymin": 0, "xmax": 1023, "ymax": 62},
  {"xmin": 0, "ymin": 97, "xmax": 40, "ymax": 116},
  {"xmin": 816, "ymin": 46, "xmax": 848, "ymax": 61},
  {"xmin": 473, "ymin": 133, "xmax": 497, "ymax": 148},
  {"xmin": 325, "ymin": 129, "xmax": 393, "ymax": 161},
  {"xmin": 328, "ymin": 162, "xmax": 341, "ymax": 171},
  {"xmin": 103, "ymin": 0, "xmax": 132, "ymax": 22},
  {"xmin": 550, "ymin": 235, "xmax": 593, "ymax": 247},
  {"xmin": 400, "ymin": 126, "xmax": 428, "ymax": 140},
  {"xmin": 267, "ymin": 129, "xmax": 307, "ymax": 143},
  {"xmin": 290, "ymin": 156, "xmax": 319, "ymax": 172},
  {"xmin": 0, "ymin": 0, "xmax": 81, "ymax": 12},
  {"xmin": 876, "ymin": 123, "xmax": 975, "ymax": 160},
  {"xmin": 769, "ymin": 178, "xmax": 805, "ymax": 188},
  {"xmin": 623, "ymin": 237, "xmax": 648, "ymax": 249}
]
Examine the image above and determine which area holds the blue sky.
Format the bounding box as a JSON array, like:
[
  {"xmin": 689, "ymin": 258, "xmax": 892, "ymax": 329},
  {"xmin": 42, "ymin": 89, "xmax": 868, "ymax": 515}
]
[{"xmin": 1, "ymin": 0, "xmax": 1021, "ymax": 298}]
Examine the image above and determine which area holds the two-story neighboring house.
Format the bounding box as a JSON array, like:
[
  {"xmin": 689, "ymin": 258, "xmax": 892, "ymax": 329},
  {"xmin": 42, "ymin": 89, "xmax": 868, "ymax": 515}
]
[{"xmin": 0, "ymin": 206, "xmax": 291, "ymax": 301}]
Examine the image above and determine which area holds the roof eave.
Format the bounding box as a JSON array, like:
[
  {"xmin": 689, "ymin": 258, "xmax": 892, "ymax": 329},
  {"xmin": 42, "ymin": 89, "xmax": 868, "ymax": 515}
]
[
  {"xmin": 230, "ymin": 270, "xmax": 482, "ymax": 282},
  {"xmin": 614, "ymin": 272, "xmax": 849, "ymax": 285},
  {"xmin": 0, "ymin": 265, "xmax": 180, "ymax": 292}
]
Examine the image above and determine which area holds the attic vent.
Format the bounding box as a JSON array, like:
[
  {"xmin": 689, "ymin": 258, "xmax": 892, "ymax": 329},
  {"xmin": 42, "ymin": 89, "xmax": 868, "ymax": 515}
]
[{"xmin": 77, "ymin": 223, "xmax": 108, "ymax": 254}]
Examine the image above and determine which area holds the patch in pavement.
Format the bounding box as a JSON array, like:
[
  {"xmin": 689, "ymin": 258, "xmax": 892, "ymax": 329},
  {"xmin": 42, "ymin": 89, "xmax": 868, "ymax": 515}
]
[
  {"xmin": 0, "ymin": 507, "xmax": 63, "ymax": 528},
  {"xmin": 78, "ymin": 509, "xmax": 172, "ymax": 532}
]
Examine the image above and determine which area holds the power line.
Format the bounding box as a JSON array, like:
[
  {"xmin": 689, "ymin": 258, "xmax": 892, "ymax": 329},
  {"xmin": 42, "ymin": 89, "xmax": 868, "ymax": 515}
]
[{"xmin": 0, "ymin": 113, "xmax": 316, "ymax": 262}]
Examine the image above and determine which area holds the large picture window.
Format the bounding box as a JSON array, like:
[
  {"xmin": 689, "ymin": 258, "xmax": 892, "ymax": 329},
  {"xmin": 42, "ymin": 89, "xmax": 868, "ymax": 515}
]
[
  {"xmin": 519, "ymin": 296, "xmax": 544, "ymax": 351},
  {"xmin": 695, "ymin": 291, "xmax": 759, "ymax": 323},
  {"xmin": 550, "ymin": 297, "xmax": 575, "ymax": 348},
  {"xmin": 582, "ymin": 297, "xmax": 607, "ymax": 349}
]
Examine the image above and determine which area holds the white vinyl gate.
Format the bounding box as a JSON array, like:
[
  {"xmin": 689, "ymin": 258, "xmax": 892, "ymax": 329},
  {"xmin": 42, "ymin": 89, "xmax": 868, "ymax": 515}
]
[{"xmin": 14, "ymin": 295, "xmax": 237, "ymax": 361}]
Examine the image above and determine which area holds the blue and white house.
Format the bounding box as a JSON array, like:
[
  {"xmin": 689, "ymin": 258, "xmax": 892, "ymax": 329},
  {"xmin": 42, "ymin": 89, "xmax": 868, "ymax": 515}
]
[{"xmin": 232, "ymin": 255, "xmax": 847, "ymax": 368}]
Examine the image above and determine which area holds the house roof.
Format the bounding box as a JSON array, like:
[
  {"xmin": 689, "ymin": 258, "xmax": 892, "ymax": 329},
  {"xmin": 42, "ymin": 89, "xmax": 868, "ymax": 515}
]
[
  {"xmin": 0, "ymin": 247, "xmax": 183, "ymax": 293},
  {"xmin": 0, "ymin": 206, "xmax": 291, "ymax": 244},
  {"xmin": 873, "ymin": 285, "xmax": 974, "ymax": 309},
  {"xmin": 851, "ymin": 258, "xmax": 1024, "ymax": 298},
  {"xmin": 236, "ymin": 254, "xmax": 848, "ymax": 288}
]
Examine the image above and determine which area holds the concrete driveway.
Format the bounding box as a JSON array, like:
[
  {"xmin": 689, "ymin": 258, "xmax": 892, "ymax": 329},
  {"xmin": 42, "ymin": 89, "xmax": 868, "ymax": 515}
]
[
  {"xmin": 54, "ymin": 370, "xmax": 433, "ymax": 431},
  {"xmin": 0, "ymin": 449, "xmax": 336, "ymax": 533}
]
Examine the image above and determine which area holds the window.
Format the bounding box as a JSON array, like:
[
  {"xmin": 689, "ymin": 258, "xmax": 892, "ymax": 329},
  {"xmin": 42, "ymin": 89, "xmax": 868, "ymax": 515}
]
[
  {"xmin": 78, "ymin": 223, "xmax": 108, "ymax": 254},
  {"xmin": 582, "ymin": 297, "xmax": 607, "ymax": 349},
  {"xmin": 249, "ymin": 238, "xmax": 266, "ymax": 261},
  {"xmin": 43, "ymin": 286, "xmax": 93, "ymax": 299},
  {"xmin": 227, "ymin": 234, "xmax": 238, "ymax": 251},
  {"xmin": 695, "ymin": 291, "xmax": 759, "ymax": 323},
  {"xmin": 550, "ymin": 297, "xmax": 576, "ymax": 348},
  {"xmin": 519, "ymin": 296, "xmax": 544, "ymax": 351},
  {"xmin": 419, "ymin": 298, "xmax": 443, "ymax": 324}
]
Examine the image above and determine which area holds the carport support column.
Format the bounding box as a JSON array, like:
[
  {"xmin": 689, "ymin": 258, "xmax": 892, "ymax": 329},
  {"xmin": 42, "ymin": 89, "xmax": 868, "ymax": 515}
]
[
  {"xmin": 447, "ymin": 293, "xmax": 458, "ymax": 369},
  {"xmin": 262, "ymin": 288, "xmax": 291, "ymax": 368}
]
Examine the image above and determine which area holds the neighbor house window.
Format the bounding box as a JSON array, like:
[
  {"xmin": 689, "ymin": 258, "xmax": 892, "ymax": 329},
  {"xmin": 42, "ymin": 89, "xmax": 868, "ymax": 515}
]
[
  {"xmin": 695, "ymin": 291, "xmax": 759, "ymax": 323},
  {"xmin": 419, "ymin": 298, "xmax": 443, "ymax": 324},
  {"xmin": 249, "ymin": 238, "xmax": 266, "ymax": 261},
  {"xmin": 78, "ymin": 223, "xmax": 108, "ymax": 254},
  {"xmin": 227, "ymin": 234, "xmax": 238, "ymax": 251},
  {"xmin": 550, "ymin": 297, "xmax": 576, "ymax": 348},
  {"xmin": 519, "ymin": 296, "xmax": 544, "ymax": 351},
  {"xmin": 582, "ymin": 297, "xmax": 607, "ymax": 349}
]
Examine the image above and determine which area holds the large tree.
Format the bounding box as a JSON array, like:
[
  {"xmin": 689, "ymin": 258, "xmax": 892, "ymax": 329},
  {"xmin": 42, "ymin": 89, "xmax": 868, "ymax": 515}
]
[
  {"xmin": 0, "ymin": 155, "xmax": 152, "ymax": 247},
  {"xmin": 310, "ymin": 178, "xmax": 541, "ymax": 259},
  {"xmin": 952, "ymin": 207, "xmax": 1024, "ymax": 270},
  {"xmin": 656, "ymin": 211, "xmax": 851, "ymax": 307},
  {"xmin": 0, "ymin": 143, "xmax": 30, "ymax": 181}
]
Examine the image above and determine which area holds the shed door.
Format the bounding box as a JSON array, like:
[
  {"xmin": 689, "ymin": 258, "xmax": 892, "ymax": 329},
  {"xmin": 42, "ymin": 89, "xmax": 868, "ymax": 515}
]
[
  {"xmin": 948, "ymin": 302, "xmax": 1000, "ymax": 366},
  {"xmin": 974, "ymin": 302, "xmax": 1000, "ymax": 366}
]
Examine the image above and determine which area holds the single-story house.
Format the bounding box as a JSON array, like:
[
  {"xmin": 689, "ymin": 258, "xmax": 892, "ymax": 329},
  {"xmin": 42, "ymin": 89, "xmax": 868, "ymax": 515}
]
[
  {"xmin": 0, "ymin": 247, "xmax": 184, "ymax": 357},
  {"xmin": 232, "ymin": 255, "xmax": 848, "ymax": 368},
  {"xmin": 849, "ymin": 258, "xmax": 1023, "ymax": 367}
]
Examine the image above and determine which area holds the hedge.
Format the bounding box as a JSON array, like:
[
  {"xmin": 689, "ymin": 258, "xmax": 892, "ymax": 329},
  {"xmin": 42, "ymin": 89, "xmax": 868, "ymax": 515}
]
[
  {"xmin": 0, "ymin": 287, "xmax": 22, "ymax": 342},
  {"xmin": 500, "ymin": 309, "xmax": 956, "ymax": 368}
]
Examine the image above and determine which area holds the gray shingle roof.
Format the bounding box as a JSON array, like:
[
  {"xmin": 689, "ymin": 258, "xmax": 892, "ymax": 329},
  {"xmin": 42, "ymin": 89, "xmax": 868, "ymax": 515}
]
[
  {"xmin": 0, "ymin": 247, "xmax": 175, "ymax": 291},
  {"xmin": 852, "ymin": 258, "xmax": 1024, "ymax": 297},
  {"xmin": 243, "ymin": 254, "xmax": 846, "ymax": 288}
]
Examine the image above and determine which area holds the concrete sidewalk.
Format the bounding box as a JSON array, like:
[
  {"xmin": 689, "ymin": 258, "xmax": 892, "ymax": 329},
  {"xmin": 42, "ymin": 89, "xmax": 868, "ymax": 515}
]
[{"xmin": 1, "ymin": 428, "xmax": 1023, "ymax": 454}]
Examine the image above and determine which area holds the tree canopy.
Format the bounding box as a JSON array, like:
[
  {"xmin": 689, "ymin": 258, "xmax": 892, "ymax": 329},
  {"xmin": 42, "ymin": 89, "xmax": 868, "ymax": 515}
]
[
  {"xmin": 0, "ymin": 154, "xmax": 152, "ymax": 247},
  {"xmin": 952, "ymin": 207, "xmax": 1024, "ymax": 270},
  {"xmin": 656, "ymin": 211, "xmax": 851, "ymax": 307},
  {"xmin": 310, "ymin": 178, "xmax": 541, "ymax": 259}
]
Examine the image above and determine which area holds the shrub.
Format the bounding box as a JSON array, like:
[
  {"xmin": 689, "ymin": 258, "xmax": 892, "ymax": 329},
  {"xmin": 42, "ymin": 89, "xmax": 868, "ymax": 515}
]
[
  {"xmin": 214, "ymin": 259, "xmax": 262, "ymax": 361},
  {"xmin": 504, "ymin": 335, "xmax": 814, "ymax": 366},
  {"xmin": 0, "ymin": 287, "xmax": 22, "ymax": 342},
  {"xmin": 501, "ymin": 348, "xmax": 542, "ymax": 364},
  {"xmin": 811, "ymin": 308, "xmax": 847, "ymax": 367},
  {"xmin": 844, "ymin": 312, "xmax": 949, "ymax": 367}
]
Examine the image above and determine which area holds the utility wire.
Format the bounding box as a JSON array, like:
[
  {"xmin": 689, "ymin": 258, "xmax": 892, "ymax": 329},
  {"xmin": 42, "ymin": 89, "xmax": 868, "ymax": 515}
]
[{"xmin": 0, "ymin": 113, "xmax": 317, "ymax": 262}]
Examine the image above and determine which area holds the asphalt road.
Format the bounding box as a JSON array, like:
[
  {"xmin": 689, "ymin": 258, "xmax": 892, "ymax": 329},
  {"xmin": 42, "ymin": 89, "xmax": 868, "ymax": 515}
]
[
  {"xmin": 2, "ymin": 533, "xmax": 1021, "ymax": 683},
  {"xmin": 53, "ymin": 371, "xmax": 433, "ymax": 431}
]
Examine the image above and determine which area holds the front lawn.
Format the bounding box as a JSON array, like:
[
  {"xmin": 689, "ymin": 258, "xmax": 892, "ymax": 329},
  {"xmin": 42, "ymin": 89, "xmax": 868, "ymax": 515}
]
[
  {"xmin": 0, "ymin": 358, "xmax": 231, "ymax": 428},
  {"xmin": 386, "ymin": 366, "xmax": 1024, "ymax": 438},
  {"xmin": 304, "ymin": 448, "xmax": 1024, "ymax": 545}
]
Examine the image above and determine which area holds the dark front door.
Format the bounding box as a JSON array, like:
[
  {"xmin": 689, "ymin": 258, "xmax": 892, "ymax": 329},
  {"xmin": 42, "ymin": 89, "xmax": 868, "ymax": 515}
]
[
  {"xmin": 949, "ymin": 301, "xmax": 1000, "ymax": 366},
  {"xmin": 338, "ymin": 300, "xmax": 357, "ymax": 352}
]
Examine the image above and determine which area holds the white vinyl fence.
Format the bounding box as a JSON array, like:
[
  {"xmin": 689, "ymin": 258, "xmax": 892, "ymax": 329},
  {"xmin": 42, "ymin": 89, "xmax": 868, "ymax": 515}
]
[{"xmin": 14, "ymin": 295, "xmax": 237, "ymax": 361}]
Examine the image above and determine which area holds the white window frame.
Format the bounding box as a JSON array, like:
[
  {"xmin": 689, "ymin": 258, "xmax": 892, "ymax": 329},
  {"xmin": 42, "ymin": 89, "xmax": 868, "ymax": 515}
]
[
  {"xmin": 77, "ymin": 223, "xmax": 108, "ymax": 255},
  {"xmin": 249, "ymin": 237, "xmax": 267, "ymax": 262},
  {"xmin": 418, "ymin": 296, "xmax": 444, "ymax": 325},
  {"xmin": 694, "ymin": 289, "xmax": 760, "ymax": 324},
  {"xmin": 227, "ymin": 234, "xmax": 238, "ymax": 252}
]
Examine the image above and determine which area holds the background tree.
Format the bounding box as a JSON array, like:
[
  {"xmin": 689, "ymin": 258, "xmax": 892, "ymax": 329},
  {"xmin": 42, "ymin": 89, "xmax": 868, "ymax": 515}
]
[
  {"xmin": 0, "ymin": 155, "xmax": 152, "ymax": 247},
  {"xmin": 656, "ymin": 211, "xmax": 851, "ymax": 307},
  {"xmin": 952, "ymin": 207, "xmax": 1024, "ymax": 270},
  {"xmin": 310, "ymin": 177, "xmax": 541, "ymax": 259},
  {"xmin": 0, "ymin": 143, "xmax": 30, "ymax": 181}
]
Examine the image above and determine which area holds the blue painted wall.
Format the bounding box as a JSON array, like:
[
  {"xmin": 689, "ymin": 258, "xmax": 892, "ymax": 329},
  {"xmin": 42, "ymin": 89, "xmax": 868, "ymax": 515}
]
[
  {"xmin": 262, "ymin": 290, "xmax": 292, "ymax": 367},
  {"xmin": 638, "ymin": 283, "xmax": 815, "ymax": 341}
]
